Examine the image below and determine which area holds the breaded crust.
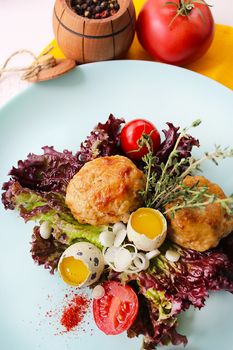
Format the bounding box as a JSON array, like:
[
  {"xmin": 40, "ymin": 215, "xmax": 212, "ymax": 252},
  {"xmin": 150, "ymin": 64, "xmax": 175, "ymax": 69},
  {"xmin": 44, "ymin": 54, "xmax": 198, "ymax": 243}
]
[
  {"xmin": 166, "ymin": 175, "xmax": 233, "ymax": 252},
  {"xmin": 66, "ymin": 155, "xmax": 145, "ymax": 225}
]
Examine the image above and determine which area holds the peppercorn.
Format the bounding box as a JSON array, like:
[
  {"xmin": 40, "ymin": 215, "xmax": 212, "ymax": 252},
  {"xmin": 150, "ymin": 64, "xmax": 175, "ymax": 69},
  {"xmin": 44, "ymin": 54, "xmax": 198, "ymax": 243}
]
[
  {"xmin": 70, "ymin": 0, "xmax": 120, "ymax": 19},
  {"xmin": 84, "ymin": 10, "xmax": 90, "ymax": 17}
]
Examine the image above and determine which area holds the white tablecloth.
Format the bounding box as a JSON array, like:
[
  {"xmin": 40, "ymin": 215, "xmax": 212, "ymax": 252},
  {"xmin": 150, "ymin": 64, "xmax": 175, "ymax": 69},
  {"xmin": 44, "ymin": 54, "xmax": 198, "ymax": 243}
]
[{"xmin": 0, "ymin": 0, "xmax": 232, "ymax": 107}]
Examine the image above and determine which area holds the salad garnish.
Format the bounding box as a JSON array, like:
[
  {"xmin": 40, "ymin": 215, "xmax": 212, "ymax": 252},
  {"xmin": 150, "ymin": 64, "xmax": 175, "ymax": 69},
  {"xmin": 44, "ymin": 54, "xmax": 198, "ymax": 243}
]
[
  {"xmin": 2, "ymin": 114, "xmax": 233, "ymax": 349},
  {"xmin": 140, "ymin": 119, "xmax": 233, "ymax": 214}
]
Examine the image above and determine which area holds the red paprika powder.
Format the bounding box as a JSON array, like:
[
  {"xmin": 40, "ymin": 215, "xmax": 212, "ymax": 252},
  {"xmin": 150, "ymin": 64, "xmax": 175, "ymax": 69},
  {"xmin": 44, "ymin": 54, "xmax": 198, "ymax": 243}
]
[{"xmin": 60, "ymin": 294, "xmax": 90, "ymax": 332}]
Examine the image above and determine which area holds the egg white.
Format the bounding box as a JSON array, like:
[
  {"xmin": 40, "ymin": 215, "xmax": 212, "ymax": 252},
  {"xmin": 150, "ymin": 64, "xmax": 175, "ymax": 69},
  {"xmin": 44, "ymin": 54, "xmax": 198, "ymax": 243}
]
[
  {"xmin": 127, "ymin": 209, "xmax": 167, "ymax": 252},
  {"xmin": 58, "ymin": 242, "xmax": 104, "ymax": 287}
]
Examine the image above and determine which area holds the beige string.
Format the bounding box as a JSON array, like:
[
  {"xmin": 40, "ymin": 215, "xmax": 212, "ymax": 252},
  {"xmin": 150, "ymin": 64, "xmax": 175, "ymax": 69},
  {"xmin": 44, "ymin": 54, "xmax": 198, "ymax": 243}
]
[{"xmin": 0, "ymin": 47, "xmax": 56, "ymax": 81}]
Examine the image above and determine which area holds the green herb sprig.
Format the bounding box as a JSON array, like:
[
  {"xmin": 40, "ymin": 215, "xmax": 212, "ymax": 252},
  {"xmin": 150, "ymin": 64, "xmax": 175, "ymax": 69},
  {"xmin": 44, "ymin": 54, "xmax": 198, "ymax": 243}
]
[
  {"xmin": 140, "ymin": 120, "xmax": 233, "ymax": 215},
  {"xmin": 164, "ymin": 184, "xmax": 233, "ymax": 217}
]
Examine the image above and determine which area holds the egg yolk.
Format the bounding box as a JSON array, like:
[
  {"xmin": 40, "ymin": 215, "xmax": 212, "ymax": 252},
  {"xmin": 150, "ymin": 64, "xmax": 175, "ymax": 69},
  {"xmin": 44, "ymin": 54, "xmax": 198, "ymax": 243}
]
[
  {"xmin": 59, "ymin": 256, "xmax": 90, "ymax": 286},
  {"xmin": 131, "ymin": 208, "xmax": 163, "ymax": 239}
]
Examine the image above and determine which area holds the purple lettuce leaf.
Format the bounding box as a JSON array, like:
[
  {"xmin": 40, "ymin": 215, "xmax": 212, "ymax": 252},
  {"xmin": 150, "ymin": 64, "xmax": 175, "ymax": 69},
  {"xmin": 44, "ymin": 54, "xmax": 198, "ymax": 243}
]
[
  {"xmin": 1, "ymin": 114, "xmax": 124, "ymax": 205},
  {"xmin": 118, "ymin": 240, "xmax": 233, "ymax": 349},
  {"xmin": 127, "ymin": 284, "xmax": 187, "ymax": 350},
  {"xmin": 31, "ymin": 226, "xmax": 68, "ymax": 274},
  {"xmin": 3, "ymin": 146, "xmax": 81, "ymax": 196},
  {"xmin": 77, "ymin": 113, "xmax": 124, "ymax": 163},
  {"xmin": 155, "ymin": 122, "xmax": 200, "ymax": 164},
  {"xmin": 219, "ymin": 234, "xmax": 233, "ymax": 263},
  {"xmin": 135, "ymin": 122, "xmax": 200, "ymax": 183}
]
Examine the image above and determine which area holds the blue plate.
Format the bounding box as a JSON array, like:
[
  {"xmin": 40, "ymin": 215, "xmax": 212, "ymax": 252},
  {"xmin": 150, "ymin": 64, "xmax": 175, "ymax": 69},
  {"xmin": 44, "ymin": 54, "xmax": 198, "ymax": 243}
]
[{"xmin": 0, "ymin": 61, "xmax": 233, "ymax": 350}]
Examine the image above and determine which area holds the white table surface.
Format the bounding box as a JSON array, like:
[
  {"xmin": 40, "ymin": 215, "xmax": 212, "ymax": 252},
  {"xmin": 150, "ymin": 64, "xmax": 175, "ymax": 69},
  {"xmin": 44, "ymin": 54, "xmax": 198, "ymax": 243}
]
[{"xmin": 0, "ymin": 0, "xmax": 232, "ymax": 107}]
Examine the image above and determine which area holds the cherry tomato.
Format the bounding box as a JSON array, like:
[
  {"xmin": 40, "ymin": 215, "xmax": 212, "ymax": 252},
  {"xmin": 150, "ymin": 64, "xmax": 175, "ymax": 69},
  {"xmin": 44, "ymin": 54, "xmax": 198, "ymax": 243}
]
[
  {"xmin": 120, "ymin": 119, "xmax": 161, "ymax": 160},
  {"xmin": 93, "ymin": 281, "xmax": 139, "ymax": 335},
  {"xmin": 136, "ymin": 0, "xmax": 214, "ymax": 66}
]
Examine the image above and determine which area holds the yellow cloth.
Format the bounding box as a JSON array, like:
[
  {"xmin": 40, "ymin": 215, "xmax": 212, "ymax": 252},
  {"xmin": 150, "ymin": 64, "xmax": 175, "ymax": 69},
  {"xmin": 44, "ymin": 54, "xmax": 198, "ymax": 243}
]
[{"xmin": 46, "ymin": 0, "xmax": 233, "ymax": 90}]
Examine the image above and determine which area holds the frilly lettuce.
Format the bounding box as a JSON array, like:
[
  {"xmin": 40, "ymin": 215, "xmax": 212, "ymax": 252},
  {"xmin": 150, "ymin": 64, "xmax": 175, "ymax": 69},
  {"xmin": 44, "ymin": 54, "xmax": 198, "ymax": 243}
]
[
  {"xmin": 3, "ymin": 180, "xmax": 106, "ymax": 273},
  {"xmin": 1, "ymin": 114, "xmax": 124, "ymax": 274},
  {"xmin": 110, "ymin": 241, "xmax": 233, "ymax": 349}
]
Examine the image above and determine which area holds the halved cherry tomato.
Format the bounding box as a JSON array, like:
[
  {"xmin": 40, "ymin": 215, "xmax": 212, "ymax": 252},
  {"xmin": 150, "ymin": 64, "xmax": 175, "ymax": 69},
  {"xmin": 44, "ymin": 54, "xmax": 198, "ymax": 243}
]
[
  {"xmin": 120, "ymin": 119, "xmax": 161, "ymax": 160},
  {"xmin": 93, "ymin": 281, "xmax": 138, "ymax": 335}
]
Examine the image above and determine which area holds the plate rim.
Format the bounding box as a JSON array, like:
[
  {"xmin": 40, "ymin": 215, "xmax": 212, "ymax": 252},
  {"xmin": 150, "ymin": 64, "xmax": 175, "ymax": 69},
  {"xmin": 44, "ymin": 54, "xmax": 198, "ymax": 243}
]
[
  {"xmin": 0, "ymin": 58, "xmax": 233, "ymax": 350},
  {"xmin": 0, "ymin": 60, "xmax": 232, "ymax": 113}
]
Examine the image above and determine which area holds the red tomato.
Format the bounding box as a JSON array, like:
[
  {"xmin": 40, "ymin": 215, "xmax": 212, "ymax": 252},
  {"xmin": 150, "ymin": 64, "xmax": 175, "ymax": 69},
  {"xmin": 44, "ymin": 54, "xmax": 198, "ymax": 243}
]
[
  {"xmin": 93, "ymin": 281, "xmax": 139, "ymax": 335},
  {"xmin": 136, "ymin": 0, "xmax": 214, "ymax": 66},
  {"xmin": 120, "ymin": 119, "xmax": 161, "ymax": 160}
]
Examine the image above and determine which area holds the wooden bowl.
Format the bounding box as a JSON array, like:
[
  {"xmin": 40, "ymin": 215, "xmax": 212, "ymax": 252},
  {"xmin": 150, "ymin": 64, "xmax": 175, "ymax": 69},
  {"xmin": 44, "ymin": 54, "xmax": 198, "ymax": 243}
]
[{"xmin": 53, "ymin": 0, "xmax": 136, "ymax": 63}]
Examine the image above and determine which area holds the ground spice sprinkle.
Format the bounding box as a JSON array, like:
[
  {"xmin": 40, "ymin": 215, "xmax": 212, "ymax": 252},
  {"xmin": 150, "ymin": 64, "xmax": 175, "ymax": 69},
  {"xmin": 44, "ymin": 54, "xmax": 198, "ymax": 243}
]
[
  {"xmin": 60, "ymin": 294, "xmax": 90, "ymax": 332},
  {"xmin": 70, "ymin": 0, "xmax": 120, "ymax": 19}
]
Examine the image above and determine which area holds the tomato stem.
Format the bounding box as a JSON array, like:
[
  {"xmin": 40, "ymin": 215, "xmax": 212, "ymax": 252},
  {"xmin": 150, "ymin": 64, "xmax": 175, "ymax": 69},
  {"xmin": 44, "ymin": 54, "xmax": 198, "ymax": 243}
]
[
  {"xmin": 163, "ymin": 0, "xmax": 212, "ymax": 28},
  {"xmin": 127, "ymin": 131, "xmax": 154, "ymax": 154}
]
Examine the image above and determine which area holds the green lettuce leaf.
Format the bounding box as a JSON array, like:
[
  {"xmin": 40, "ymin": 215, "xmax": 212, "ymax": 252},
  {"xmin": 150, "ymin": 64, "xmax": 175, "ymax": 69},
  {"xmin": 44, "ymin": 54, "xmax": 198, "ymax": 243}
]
[{"xmin": 7, "ymin": 181, "xmax": 105, "ymax": 248}]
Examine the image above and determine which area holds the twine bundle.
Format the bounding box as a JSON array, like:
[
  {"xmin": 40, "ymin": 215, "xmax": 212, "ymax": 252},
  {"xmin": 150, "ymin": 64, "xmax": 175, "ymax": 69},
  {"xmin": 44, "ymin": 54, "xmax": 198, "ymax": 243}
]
[{"xmin": 0, "ymin": 48, "xmax": 56, "ymax": 81}]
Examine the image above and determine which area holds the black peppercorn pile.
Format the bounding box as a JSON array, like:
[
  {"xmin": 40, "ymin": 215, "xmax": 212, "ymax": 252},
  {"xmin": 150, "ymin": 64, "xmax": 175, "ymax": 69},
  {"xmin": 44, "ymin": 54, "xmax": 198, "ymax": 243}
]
[{"xmin": 70, "ymin": 0, "xmax": 120, "ymax": 19}]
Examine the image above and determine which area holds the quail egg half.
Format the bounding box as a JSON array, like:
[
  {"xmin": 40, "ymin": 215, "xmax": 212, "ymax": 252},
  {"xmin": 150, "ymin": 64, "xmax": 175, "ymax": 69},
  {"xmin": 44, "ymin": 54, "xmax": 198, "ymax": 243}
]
[
  {"xmin": 127, "ymin": 208, "xmax": 167, "ymax": 251},
  {"xmin": 58, "ymin": 242, "xmax": 104, "ymax": 287}
]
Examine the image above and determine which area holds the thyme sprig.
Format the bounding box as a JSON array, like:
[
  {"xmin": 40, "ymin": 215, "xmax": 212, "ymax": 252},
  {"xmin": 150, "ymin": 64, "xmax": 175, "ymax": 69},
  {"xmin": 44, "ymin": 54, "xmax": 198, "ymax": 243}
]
[
  {"xmin": 164, "ymin": 184, "xmax": 233, "ymax": 216},
  {"xmin": 180, "ymin": 145, "xmax": 233, "ymax": 179},
  {"xmin": 140, "ymin": 120, "xmax": 233, "ymax": 215}
]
